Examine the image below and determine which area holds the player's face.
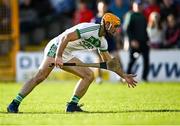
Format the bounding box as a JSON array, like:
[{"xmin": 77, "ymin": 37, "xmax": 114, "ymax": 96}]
[{"xmin": 108, "ymin": 25, "xmax": 119, "ymax": 36}]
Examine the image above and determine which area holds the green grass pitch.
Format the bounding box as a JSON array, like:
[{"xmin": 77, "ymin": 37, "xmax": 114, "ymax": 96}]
[{"xmin": 0, "ymin": 81, "xmax": 180, "ymax": 125}]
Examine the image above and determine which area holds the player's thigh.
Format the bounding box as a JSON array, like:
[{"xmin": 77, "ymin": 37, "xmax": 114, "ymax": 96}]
[{"xmin": 61, "ymin": 57, "xmax": 94, "ymax": 79}]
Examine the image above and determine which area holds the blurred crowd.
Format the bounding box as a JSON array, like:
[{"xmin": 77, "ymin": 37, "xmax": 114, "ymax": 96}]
[{"xmin": 0, "ymin": 0, "xmax": 180, "ymax": 51}]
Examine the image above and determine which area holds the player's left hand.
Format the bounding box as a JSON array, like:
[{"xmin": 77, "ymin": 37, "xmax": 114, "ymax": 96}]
[
  {"xmin": 123, "ymin": 74, "xmax": 137, "ymax": 88},
  {"xmin": 55, "ymin": 56, "xmax": 63, "ymax": 68}
]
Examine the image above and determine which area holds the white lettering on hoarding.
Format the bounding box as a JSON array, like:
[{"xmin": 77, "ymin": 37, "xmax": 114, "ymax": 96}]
[{"xmin": 16, "ymin": 50, "xmax": 180, "ymax": 82}]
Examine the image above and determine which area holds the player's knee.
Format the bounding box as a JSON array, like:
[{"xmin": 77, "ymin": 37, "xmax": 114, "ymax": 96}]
[
  {"xmin": 34, "ymin": 71, "xmax": 48, "ymax": 84},
  {"xmin": 85, "ymin": 71, "xmax": 94, "ymax": 82}
]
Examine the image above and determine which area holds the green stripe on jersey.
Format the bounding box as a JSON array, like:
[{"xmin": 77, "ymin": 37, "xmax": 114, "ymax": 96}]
[
  {"xmin": 79, "ymin": 25, "xmax": 100, "ymax": 34},
  {"xmin": 76, "ymin": 29, "xmax": 81, "ymax": 38}
]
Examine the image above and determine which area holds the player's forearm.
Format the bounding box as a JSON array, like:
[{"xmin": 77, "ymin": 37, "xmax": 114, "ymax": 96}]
[
  {"xmin": 100, "ymin": 51, "xmax": 126, "ymax": 78},
  {"xmin": 100, "ymin": 51, "xmax": 112, "ymax": 61},
  {"xmin": 115, "ymin": 69, "xmax": 126, "ymax": 79},
  {"xmin": 103, "ymin": 54, "xmax": 112, "ymax": 61},
  {"xmin": 56, "ymin": 36, "xmax": 68, "ymax": 58},
  {"xmin": 56, "ymin": 31, "xmax": 79, "ymax": 58}
]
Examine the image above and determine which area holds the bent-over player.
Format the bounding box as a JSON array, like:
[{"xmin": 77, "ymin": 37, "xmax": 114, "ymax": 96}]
[{"xmin": 7, "ymin": 13, "xmax": 137, "ymax": 113}]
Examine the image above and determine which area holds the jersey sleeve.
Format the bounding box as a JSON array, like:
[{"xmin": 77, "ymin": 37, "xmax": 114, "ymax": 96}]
[{"xmin": 98, "ymin": 37, "xmax": 108, "ymax": 52}]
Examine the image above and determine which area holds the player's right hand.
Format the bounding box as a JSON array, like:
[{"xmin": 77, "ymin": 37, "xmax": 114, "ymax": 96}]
[{"xmin": 55, "ymin": 56, "xmax": 63, "ymax": 68}]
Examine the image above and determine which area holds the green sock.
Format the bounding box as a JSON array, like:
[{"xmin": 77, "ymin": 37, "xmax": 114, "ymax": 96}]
[
  {"xmin": 70, "ymin": 95, "xmax": 80, "ymax": 104},
  {"xmin": 14, "ymin": 93, "xmax": 25, "ymax": 104}
]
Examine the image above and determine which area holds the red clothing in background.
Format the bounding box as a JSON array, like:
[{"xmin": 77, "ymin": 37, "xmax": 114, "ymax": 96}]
[
  {"xmin": 73, "ymin": 6, "xmax": 94, "ymax": 25},
  {"xmin": 143, "ymin": 5, "xmax": 160, "ymax": 20},
  {"xmin": 165, "ymin": 26, "xmax": 180, "ymax": 46}
]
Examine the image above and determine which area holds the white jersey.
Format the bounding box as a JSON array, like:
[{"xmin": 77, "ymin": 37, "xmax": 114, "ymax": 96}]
[
  {"xmin": 44, "ymin": 23, "xmax": 108, "ymax": 62},
  {"xmin": 57, "ymin": 22, "xmax": 108, "ymax": 52}
]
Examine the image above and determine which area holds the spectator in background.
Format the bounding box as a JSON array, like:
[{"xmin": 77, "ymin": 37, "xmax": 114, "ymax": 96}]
[
  {"xmin": 20, "ymin": 0, "xmax": 55, "ymax": 49},
  {"xmin": 160, "ymin": 0, "xmax": 178, "ymax": 24},
  {"xmin": 19, "ymin": 0, "xmax": 38, "ymax": 33},
  {"xmin": 108, "ymin": 0, "xmax": 128, "ymax": 58},
  {"xmin": 31, "ymin": 0, "xmax": 53, "ymax": 19},
  {"xmin": 147, "ymin": 12, "xmax": 164, "ymax": 48},
  {"xmin": 163, "ymin": 14, "xmax": 180, "ymax": 48},
  {"xmin": 91, "ymin": 0, "xmax": 109, "ymax": 24},
  {"xmin": 108, "ymin": 0, "xmax": 129, "ymax": 23},
  {"xmin": 126, "ymin": 0, "xmax": 149, "ymax": 81},
  {"xmin": 49, "ymin": 0, "xmax": 75, "ymax": 17},
  {"xmin": 91, "ymin": 0, "xmax": 109, "ymax": 83},
  {"xmin": 143, "ymin": 0, "xmax": 160, "ymax": 21},
  {"xmin": 91, "ymin": 0, "xmax": 122, "ymax": 83},
  {"xmin": 175, "ymin": 0, "xmax": 180, "ymax": 21},
  {"xmin": 73, "ymin": 0, "xmax": 94, "ymax": 25},
  {"xmin": 48, "ymin": 0, "xmax": 76, "ymax": 39},
  {"xmin": 92, "ymin": 0, "xmax": 121, "ymax": 54},
  {"xmin": 30, "ymin": 0, "xmax": 54, "ymax": 44},
  {"xmin": 84, "ymin": 0, "xmax": 97, "ymax": 14}
]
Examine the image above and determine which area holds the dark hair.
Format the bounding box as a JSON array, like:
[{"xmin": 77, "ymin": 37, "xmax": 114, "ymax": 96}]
[{"xmin": 97, "ymin": 0, "xmax": 109, "ymax": 5}]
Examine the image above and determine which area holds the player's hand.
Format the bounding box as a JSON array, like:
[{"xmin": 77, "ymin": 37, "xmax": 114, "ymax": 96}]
[
  {"xmin": 123, "ymin": 74, "xmax": 137, "ymax": 88},
  {"xmin": 55, "ymin": 56, "xmax": 63, "ymax": 68}
]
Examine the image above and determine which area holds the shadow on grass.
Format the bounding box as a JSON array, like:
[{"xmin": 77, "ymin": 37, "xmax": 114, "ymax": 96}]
[
  {"xmin": 86, "ymin": 109, "xmax": 180, "ymax": 114},
  {"xmin": 1, "ymin": 109, "xmax": 180, "ymax": 114}
]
